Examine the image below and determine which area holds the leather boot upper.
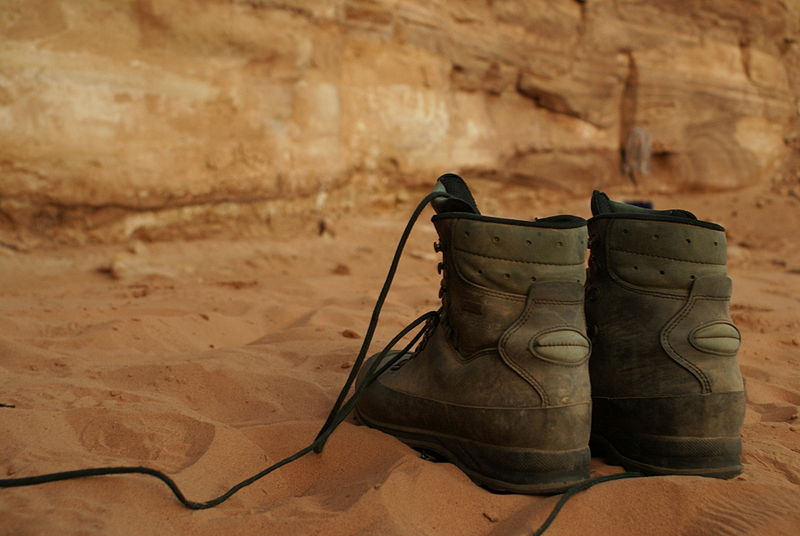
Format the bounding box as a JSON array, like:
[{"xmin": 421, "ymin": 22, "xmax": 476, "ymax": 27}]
[
  {"xmin": 357, "ymin": 183, "xmax": 591, "ymax": 451},
  {"xmin": 586, "ymin": 191, "xmax": 745, "ymax": 399}
]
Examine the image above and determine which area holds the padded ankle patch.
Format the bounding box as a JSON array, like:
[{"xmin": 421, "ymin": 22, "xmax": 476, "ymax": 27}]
[
  {"xmin": 530, "ymin": 328, "xmax": 591, "ymax": 364},
  {"xmin": 690, "ymin": 322, "xmax": 741, "ymax": 356},
  {"xmin": 499, "ymin": 281, "xmax": 591, "ymax": 406},
  {"xmin": 660, "ymin": 276, "xmax": 744, "ymax": 394},
  {"xmin": 605, "ymin": 218, "xmax": 728, "ymax": 292}
]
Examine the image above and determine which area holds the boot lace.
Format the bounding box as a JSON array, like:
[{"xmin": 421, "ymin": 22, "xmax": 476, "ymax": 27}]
[{"xmin": 0, "ymin": 187, "xmax": 645, "ymax": 534}]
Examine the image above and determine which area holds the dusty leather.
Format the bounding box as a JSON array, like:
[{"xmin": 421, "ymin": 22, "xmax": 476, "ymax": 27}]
[
  {"xmin": 355, "ymin": 176, "xmax": 592, "ymax": 485},
  {"xmin": 586, "ymin": 192, "xmax": 745, "ymax": 471}
]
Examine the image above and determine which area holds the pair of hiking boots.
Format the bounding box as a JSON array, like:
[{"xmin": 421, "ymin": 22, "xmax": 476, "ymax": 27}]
[{"xmin": 354, "ymin": 174, "xmax": 745, "ymax": 494}]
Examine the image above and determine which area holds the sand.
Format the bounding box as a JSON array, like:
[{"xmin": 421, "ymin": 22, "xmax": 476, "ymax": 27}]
[{"xmin": 1, "ymin": 181, "xmax": 799, "ymax": 535}]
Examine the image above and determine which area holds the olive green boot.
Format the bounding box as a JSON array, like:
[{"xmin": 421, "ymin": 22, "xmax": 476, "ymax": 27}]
[
  {"xmin": 355, "ymin": 174, "xmax": 592, "ymax": 494},
  {"xmin": 586, "ymin": 191, "xmax": 745, "ymax": 478}
]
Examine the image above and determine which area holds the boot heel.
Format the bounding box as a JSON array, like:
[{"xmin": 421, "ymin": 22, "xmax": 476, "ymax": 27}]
[
  {"xmin": 591, "ymin": 392, "xmax": 745, "ymax": 478},
  {"xmin": 441, "ymin": 437, "xmax": 591, "ymax": 494},
  {"xmin": 591, "ymin": 432, "xmax": 742, "ymax": 479},
  {"xmin": 356, "ymin": 409, "xmax": 590, "ymax": 494}
]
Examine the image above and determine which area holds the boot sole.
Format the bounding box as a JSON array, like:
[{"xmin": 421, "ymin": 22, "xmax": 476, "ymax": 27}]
[
  {"xmin": 590, "ymin": 432, "xmax": 743, "ymax": 479},
  {"xmin": 355, "ymin": 409, "xmax": 590, "ymax": 494}
]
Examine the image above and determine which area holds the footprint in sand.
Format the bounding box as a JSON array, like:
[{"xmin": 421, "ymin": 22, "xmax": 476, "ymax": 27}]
[
  {"xmin": 103, "ymin": 360, "xmax": 330, "ymax": 426},
  {"xmin": 67, "ymin": 409, "xmax": 215, "ymax": 472}
]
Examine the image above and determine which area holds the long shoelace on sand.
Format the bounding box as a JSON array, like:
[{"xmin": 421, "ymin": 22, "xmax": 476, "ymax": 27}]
[{"xmin": 0, "ymin": 190, "xmax": 646, "ymax": 534}]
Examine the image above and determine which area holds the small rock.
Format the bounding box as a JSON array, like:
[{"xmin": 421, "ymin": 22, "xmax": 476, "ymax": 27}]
[
  {"xmin": 318, "ymin": 218, "xmax": 336, "ymax": 238},
  {"xmin": 789, "ymin": 425, "xmax": 798, "ymax": 432},
  {"xmin": 482, "ymin": 512, "xmax": 499, "ymax": 523},
  {"xmin": 340, "ymin": 362, "xmax": 352, "ymax": 369},
  {"xmin": 342, "ymin": 329, "xmax": 361, "ymax": 339},
  {"xmin": 332, "ymin": 263, "xmax": 351, "ymax": 275}
]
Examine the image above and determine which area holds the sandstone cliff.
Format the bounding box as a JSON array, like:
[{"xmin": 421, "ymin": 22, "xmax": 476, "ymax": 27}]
[{"xmin": 1, "ymin": 0, "xmax": 798, "ymax": 246}]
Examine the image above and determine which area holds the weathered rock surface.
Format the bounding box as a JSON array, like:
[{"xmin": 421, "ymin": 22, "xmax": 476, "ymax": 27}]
[{"xmin": 0, "ymin": 0, "xmax": 798, "ymax": 245}]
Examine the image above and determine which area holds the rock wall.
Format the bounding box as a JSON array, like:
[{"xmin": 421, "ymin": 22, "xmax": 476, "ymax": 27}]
[{"xmin": 1, "ymin": 0, "xmax": 798, "ymax": 246}]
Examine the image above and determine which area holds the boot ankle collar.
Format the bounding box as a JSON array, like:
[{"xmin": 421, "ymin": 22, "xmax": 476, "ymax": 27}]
[
  {"xmin": 433, "ymin": 212, "xmax": 586, "ymax": 229},
  {"xmin": 589, "ymin": 212, "xmax": 724, "ymax": 232}
]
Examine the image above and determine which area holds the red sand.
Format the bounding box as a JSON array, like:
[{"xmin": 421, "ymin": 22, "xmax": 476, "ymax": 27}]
[{"xmin": 2, "ymin": 182, "xmax": 799, "ymax": 535}]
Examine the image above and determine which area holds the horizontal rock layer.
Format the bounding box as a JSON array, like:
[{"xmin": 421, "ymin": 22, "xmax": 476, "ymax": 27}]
[{"xmin": 0, "ymin": 0, "xmax": 798, "ymax": 245}]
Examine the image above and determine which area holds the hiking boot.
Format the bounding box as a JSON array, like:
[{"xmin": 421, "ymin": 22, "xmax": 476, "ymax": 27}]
[
  {"xmin": 586, "ymin": 191, "xmax": 745, "ymax": 478},
  {"xmin": 354, "ymin": 174, "xmax": 592, "ymax": 494}
]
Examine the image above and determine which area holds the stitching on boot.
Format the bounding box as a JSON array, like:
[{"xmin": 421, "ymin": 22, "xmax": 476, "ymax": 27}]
[
  {"xmin": 370, "ymin": 386, "xmax": 585, "ymax": 410},
  {"xmin": 661, "ymin": 297, "xmax": 712, "ymax": 394},
  {"xmin": 602, "ymin": 220, "xmax": 687, "ymax": 301},
  {"xmin": 459, "ymin": 347, "xmax": 496, "ymax": 362},
  {"xmin": 609, "ymin": 248, "xmax": 726, "ymax": 265},
  {"xmin": 454, "ymin": 247, "xmax": 584, "ymax": 266},
  {"xmin": 605, "ymin": 271, "xmax": 687, "ymax": 300},
  {"xmin": 448, "ymin": 220, "xmax": 527, "ymax": 301},
  {"xmin": 498, "ymin": 300, "xmax": 549, "ymax": 405}
]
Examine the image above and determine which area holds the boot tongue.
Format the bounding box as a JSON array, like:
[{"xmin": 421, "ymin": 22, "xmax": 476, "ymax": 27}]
[
  {"xmin": 590, "ymin": 190, "xmax": 697, "ymax": 220},
  {"xmin": 590, "ymin": 190, "xmax": 613, "ymax": 216},
  {"xmin": 431, "ymin": 173, "xmax": 480, "ymax": 214}
]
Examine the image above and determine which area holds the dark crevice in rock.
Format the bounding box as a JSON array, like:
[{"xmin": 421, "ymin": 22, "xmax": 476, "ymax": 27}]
[
  {"xmin": 240, "ymin": 1, "xmax": 317, "ymax": 20},
  {"xmin": 515, "ymin": 72, "xmax": 602, "ymax": 128},
  {"xmin": 0, "ymin": 240, "xmax": 22, "ymax": 252},
  {"xmin": 739, "ymin": 37, "xmax": 755, "ymax": 84},
  {"xmin": 515, "ymin": 76, "xmax": 581, "ymax": 120},
  {"xmin": 0, "ymin": 193, "xmax": 289, "ymax": 214},
  {"xmin": 618, "ymin": 50, "xmax": 639, "ymax": 179}
]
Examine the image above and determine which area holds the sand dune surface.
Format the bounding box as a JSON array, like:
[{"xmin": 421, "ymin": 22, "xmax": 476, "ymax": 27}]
[{"xmin": 2, "ymin": 183, "xmax": 799, "ymax": 535}]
